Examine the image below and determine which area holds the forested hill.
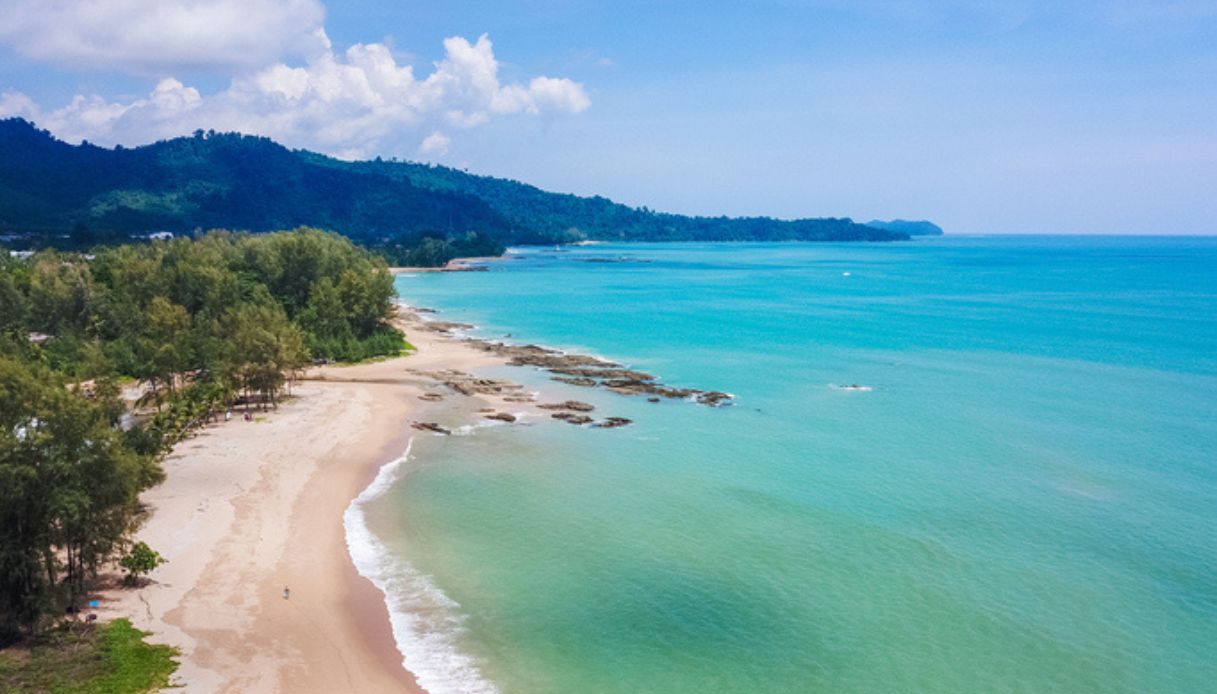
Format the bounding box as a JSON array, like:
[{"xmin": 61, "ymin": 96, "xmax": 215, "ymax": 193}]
[
  {"xmin": 306, "ymin": 154, "xmax": 904, "ymax": 243},
  {"xmin": 0, "ymin": 118, "xmax": 906, "ymax": 246},
  {"xmin": 0, "ymin": 118, "xmax": 507, "ymax": 242}
]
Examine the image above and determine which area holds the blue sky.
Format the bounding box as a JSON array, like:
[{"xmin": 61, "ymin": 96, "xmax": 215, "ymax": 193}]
[{"xmin": 1, "ymin": 1, "xmax": 1215, "ymax": 234}]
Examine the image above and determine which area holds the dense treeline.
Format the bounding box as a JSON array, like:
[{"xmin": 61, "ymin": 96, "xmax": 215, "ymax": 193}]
[
  {"xmin": 369, "ymin": 231, "xmax": 506, "ymax": 267},
  {"xmin": 0, "ymin": 228, "xmax": 405, "ymax": 641},
  {"xmin": 864, "ymin": 219, "xmax": 944, "ymax": 236},
  {"xmin": 0, "ymin": 357, "xmax": 161, "ymax": 643},
  {"xmin": 338, "ymin": 156, "xmax": 907, "ymax": 244},
  {"xmin": 0, "ymin": 118, "xmax": 907, "ymax": 265}
]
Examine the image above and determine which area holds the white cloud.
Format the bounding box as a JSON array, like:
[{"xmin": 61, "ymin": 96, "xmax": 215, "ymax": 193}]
[
  {"xmin": 1, "ymin": 33, "xmax": 591, "ymax": 159},
  {"xmin": 418, "ymin": 131, "xmax": 451, "ymax": 156},
  {"xmin": 0, "ymin": 0, "xmax": 328, "ymax": 74},
  {"xmin": 0, "ymin": 90, "xmax": 38, "ymax": 119}
]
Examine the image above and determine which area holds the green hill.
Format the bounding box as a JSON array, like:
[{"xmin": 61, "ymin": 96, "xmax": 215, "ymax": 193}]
[
  {"xmin": 0, "ymin": 119, "xmax": 507, "ymax": 242},
  {"xmin": 0, "ymin": 118, "xmax": 907, "ymax": 255}
]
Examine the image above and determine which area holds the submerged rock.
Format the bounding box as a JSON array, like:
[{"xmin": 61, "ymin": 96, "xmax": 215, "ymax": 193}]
[
  {"xmin": 551, "ymin": 412, "xmax": 593, "ymax": 425},
  {"xmin": 484, "ymin": 412, "xmax": 517, "ymax": 423},
  {"xmin": 595, "ymin": 417, "xmax": 633, "ymax": 428}
]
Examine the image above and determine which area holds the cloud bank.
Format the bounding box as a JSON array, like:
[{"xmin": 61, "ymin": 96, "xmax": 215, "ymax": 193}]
[
  {"xmin": 0, "ymin": 0, "xmax": 328, "ymax": 73},
  {"xmin": 0, "ymin": 2, "xmax": 589, "ymax": 158}
]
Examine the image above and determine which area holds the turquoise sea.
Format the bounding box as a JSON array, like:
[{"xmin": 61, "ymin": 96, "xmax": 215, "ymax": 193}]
[{"xmin": 350, "ymin": 236, "xmax": 1217, "ymax": 693}]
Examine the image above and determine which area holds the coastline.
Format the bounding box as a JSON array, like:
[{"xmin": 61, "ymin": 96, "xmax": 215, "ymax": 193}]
[
  {"xmin": 96, "ymin": 307, "xmax": 539, "ymax": 693},
  {"xmin": 389, "ymin": 255, "xmax": 509, "ymax": 274}
]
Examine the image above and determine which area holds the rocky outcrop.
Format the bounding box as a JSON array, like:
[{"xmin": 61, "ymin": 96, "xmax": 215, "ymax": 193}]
[
  {"xmin": 411, "ymin": 421, "xmax": 451, "ymax": 435},
  {"xmin": 407, "ymin": 368, "xmax": 526, "ymax": 397},
  {"xmin": 696, "ymin": 391, "xmax": 733, "ymax": 406},
  {"xmin": 459, "ymin": 339, "xmax": 733, "ymax": 407},
  {"xmin": 553, "ymin": 376, "xmax": 597, "ymax": 387},
  {"xmin": 420, "ymin": 321, "xmax": 476, "ymax": 334},
  {"xmin": 396, "ymin": 305, "xmax": 734, "ymax": 411},
  {"xmin": 537, "ymin": 401, "xmax": 596, "ymax": 412}
]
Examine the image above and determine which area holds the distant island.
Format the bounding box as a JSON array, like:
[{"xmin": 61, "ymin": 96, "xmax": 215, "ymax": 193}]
[
  {"xmin": 864, "ymin": 219, "xmax": 944, "ymax": 236},
  {"xmin": 0, "ymin": 118, "xmax": 912, "ymax": 265}
]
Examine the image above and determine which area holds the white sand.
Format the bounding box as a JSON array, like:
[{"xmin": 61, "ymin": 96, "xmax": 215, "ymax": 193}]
[{"xmin": 98, "ymin": 316, "xmax": 519, "ymax": 693}]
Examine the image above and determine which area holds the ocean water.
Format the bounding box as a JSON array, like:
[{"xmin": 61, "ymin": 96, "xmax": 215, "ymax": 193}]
[{"xmin": 353, "ymin": 236, "xmax": 1217, "ymax": 693}]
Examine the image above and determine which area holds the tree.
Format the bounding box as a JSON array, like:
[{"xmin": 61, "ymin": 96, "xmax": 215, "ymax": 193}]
[
  {"xmin": 133, "ymin": 297, "xmax": 191, "ymax": 407},
  {"xmin": 27, "ymin": 253, "xmax": 95, "ymax": 336},
  {"xmin": 0, "ymin": 227, "xmax": 412, "ymax": 643},
  {"xmin": 119, "ymin": 542, "xmax": 165, "ymax": 586},
  {"xmin": 223, "ymin": 302, "xmax": 308, "ymax": 408},
  {"xmin": 299, "ymin": 277, "xmax": 351, "ymax": 343},
  {"xmin": 0, "ymin": 256, "xmax": 28, "ymax": 338},
  {"xmin": 0, "ymin": 357, "xmax": 158, "ymax": 640}
]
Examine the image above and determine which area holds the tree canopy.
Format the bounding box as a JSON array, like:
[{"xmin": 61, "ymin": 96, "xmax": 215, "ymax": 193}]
[{"xmin": 0, "ymin": 228, "xmax": 407, "ymax": 640}]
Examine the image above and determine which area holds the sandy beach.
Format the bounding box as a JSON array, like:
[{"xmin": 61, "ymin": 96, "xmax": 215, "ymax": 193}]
[
  {"xmin": 389, "ymin": 255, "xmax": 512, "ymax": 274},
  {"xmin": 96, "ymin": 308, "xmax": 538, "ymax": 693}
]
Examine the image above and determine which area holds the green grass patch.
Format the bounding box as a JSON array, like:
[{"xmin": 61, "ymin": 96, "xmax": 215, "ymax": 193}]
[{"xmin": 0, "ymin": 619, "xmax": 178, "ymax": 693}]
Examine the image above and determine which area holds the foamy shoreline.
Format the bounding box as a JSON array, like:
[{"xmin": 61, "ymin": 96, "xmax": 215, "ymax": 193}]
[
  {"xmin": 98, "ymin": 306, "xmax": 538, "ymax": 693},
  {"xmin": 343, "ymin": 440, "xmax": 502, "ymax": 694}
]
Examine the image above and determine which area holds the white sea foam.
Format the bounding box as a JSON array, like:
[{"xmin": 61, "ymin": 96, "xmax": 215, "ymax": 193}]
[
  {"xmin": 452, "ymin": 415, "xmax": 528, "ymax": 435},
  {"xmin": 829, "ymin": 383, "xmax": 874, "ymax": 392},
  {"xmin": 453, "ymin": 420, "xmax": 503, "ymax": 435},
  {"xmin": 344, "ymin": 438, "xmax": 500, "ymax": 694}
]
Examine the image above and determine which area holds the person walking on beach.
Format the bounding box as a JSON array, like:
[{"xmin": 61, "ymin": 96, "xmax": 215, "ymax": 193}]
[{"xmin": 283, "ymin": 586, "xmax": 290, "ymax": 600}]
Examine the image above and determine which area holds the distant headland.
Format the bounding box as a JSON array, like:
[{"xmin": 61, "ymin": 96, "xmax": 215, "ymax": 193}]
[
  {"xmin": 1, "ymin": 118, "xmax": 912, "ymax": 265},
  {"xmin": 864, "ymin": 219, "xmax": 945, "ymax": 236}
]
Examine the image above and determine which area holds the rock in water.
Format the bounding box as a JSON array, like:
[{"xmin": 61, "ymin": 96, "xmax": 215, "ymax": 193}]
[
  {"xmin": 410, "ymin": 421, "xmax": 451, "ymax": 435},
  {"xmin": 537, "ymin": 400, "xmax": 596, "ymax": 412}
]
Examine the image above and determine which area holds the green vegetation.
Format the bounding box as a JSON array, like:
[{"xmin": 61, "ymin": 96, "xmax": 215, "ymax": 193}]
[
  {"xmin": 0, "ymin": 228, "xmax": 405, "ymax": 643},
  {"xmin": 864, "ymin": 219, "xmax": 944, "ymax": 236},
  {"xmin": 334, "ymin": 155, "xmax": 908, "ymax": 244},
  {"xmin": 0, "ymin": 119, "xmax": 507, "ymax": 251},
  {"xmin": 0, "ymin": 118, "xmax": 907, "ymax": 266},
  {"xmin": 370, "ymin": 231, "xmax": 505, "ymax": 268},
  {"xmin": 119, "ymin": 543, "xmax": 165, "ymax": 587},
  {"xmin": 0, "ymin": 356, "xmax": 159, "ymax": 641},
  {"xmin": 0, "ymin": 619, "xmax": 177, "ymax": 693}
]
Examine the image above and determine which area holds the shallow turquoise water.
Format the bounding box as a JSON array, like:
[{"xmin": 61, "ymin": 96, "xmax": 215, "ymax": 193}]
[{"xmin": 362, "ymin": 237, "xmax": 1217, "ymax": 693}]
